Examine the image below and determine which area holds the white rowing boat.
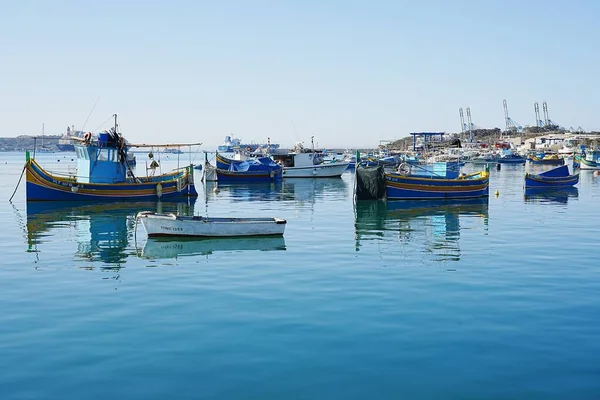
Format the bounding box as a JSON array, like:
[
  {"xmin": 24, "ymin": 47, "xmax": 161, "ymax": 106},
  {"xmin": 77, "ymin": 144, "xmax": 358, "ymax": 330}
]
[{"xmin": 137, "ymin": 212, "xmax": 286, "ymax": 237}]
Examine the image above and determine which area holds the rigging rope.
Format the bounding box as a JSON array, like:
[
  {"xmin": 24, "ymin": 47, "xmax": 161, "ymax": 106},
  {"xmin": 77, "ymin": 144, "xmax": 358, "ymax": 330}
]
[{"xmin": 91, "ymin": 114, "xmax": 115, "ymax": 133}]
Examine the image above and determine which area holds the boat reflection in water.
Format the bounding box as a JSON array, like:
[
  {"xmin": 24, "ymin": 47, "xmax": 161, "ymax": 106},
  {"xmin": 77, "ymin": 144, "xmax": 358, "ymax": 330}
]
[
  {"xmin": 204, "ymin": 177, "xmax": 349, "ymax": 204},
  {"xmin": 281, "ymin": 178, "xmax": 348, "ymax": 203},
  {"xmin": 26, "ymin": 200, "xmax": 196, "ymax": 265},
  {"xmin": 204, "ymin": 181, "xmax": 284, "ymax": 202},
  {"xmin": 141, "ymin": 236, "xmax": 286, "ymax": 259},
  {"xmin": 354, "ymin": 198, "xmax": 489, "ymax": 261},
  {"xmin": 523, "ymin": 187, "xmax": 579, "ymax": 204}
]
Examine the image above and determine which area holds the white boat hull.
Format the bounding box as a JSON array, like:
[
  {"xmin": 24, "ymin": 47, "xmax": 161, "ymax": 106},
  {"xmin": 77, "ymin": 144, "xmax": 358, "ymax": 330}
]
[
  {"xmin": 282, "ymin": 162, "xmax": 349, "ymax": 178},
  {"xmin": 139, "ymin": 213, "xmax": 286, "ymax": 237}
]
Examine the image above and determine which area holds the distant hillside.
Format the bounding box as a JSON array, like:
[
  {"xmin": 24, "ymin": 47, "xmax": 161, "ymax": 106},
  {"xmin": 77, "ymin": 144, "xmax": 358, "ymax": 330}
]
[
  {"xmin": 387, "ymin": 129, "xmax": 600, "ymax": 151},
  {"xmin": 0, "ymin": 135, "xmax": 61, "ymax": 152}
]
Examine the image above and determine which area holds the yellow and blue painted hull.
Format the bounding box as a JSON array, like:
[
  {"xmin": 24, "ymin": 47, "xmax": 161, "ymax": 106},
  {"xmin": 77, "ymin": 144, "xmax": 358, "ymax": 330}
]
[
  {"xmin": 385, "ymin": 171, "xmax": 490, "ymax": 200},
  {"xmin": 25, "ymin": 159, "xmax": 197, "ymax": 201},
  {"xmin": 524, "ymin": 173, "xmax": 579, "ymax": 188}
]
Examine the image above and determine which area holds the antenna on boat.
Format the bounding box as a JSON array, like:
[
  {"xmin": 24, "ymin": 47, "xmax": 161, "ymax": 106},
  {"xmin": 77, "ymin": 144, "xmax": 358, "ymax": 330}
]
[
  {"xmin": 291, "ymin": 120, "xmax": 300, "ymax": 141},
  {"xmin": 81, "ymin": 96, "xmax": 100, "ymax": 131}
]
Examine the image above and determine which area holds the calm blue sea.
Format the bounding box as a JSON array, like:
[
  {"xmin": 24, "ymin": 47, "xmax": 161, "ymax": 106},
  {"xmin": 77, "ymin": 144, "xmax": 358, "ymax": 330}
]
[{"xmin": 1, "ymin": 151, "xmax": 600, "ymax": 399}]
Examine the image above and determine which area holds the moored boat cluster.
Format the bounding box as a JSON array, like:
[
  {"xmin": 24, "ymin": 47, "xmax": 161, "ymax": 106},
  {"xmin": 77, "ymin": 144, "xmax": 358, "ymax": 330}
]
[{"xmin": 20, "ymin": 116, "xmax": 599, "ymax": 239}]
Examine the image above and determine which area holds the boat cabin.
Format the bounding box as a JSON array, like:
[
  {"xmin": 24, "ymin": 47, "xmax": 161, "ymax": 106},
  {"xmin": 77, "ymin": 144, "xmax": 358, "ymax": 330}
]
[
  {"xmin": 272, "ymin": 150, "xmax": 324, "ymax": 168},
  {"xmin": 408, "ymin": 162, "xmax": 460, "ymax": 179},
  {"xmin": 75, "ymin": 130, "xmax": 132, "ymax": 184}
]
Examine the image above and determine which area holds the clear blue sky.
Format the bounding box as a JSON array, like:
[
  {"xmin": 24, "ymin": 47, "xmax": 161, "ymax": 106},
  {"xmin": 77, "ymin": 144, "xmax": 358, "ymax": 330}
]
[{"xmin": 1, "ymin": 0, "xmax": 598, "ymax": 149}]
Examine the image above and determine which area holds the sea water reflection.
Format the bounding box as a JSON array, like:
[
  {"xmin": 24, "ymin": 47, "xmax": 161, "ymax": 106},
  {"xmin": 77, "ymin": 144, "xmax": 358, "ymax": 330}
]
[
  {"xmin": 142, "ymin": 236, "xmax": 286, "ymax": 259},
  {"xmin": 523, "ymin": 186, "xmax": 579, "ymax": 204},
  {"xmin": 26, "ymin": 200, "xmax": 196, "ymax": 265},
  {"xmin": 25, "ymin": 198, "xmax": 288, "ymax": 264},
  {"xmin": 354, "ymin": 198, "xmax": 489, "ymax": 261},
  {"xmin": 204, "ymin": 177, "xmax": 349, "ymax": 204}
]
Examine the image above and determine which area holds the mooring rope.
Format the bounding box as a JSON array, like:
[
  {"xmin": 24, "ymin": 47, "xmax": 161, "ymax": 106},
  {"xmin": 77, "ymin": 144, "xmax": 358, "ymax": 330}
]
[{"xmin": 8, "ymin": 165, "xmax": 26, "ymax": 202}]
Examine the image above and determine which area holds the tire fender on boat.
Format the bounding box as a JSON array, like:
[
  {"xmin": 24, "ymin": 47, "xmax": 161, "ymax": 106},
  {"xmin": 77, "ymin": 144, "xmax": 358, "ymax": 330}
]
[
  {"xmin": 397, "ymin": 163, "xmax": 411, "ymax": 175},
  {"xmin": 156, "ymin": 183, "xmax": 163, "ymax": 198}
]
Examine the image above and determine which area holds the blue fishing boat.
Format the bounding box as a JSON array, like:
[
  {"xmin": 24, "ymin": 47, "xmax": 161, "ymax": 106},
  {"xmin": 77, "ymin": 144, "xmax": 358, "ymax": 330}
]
[
  {"xmin": 213, "ymin": 157, "xmax": 282, "ymax": 183},
  {"xmin": 215, "ymin": 152, "xmax": 238, "ymax": 169},
  {"xmin": 574, "ymin": 148, "xmax": 600, "ymax": 170},
  {"xmin": 497, "ymin": 150, "xmax": 526, "ymax": 164},
  {"xmin": 24, "ymin": 114, "xmax": 199, "ymax": 201},
  {"xmin": 384, "ymin": 162, "xmax": 490, "ymax": 200},
  {"xmin": 527, "ymin": 152, "xmax": 564, "ymax": 165},
  {"xmin": 524, "ymin": 164, "xmax": 579, "ymax": 188}
]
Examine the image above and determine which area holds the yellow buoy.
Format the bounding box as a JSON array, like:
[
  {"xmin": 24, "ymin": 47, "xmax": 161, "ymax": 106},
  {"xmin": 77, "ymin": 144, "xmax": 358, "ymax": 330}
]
[{"xmin": 495, "ymin": 190, "xmax": 500, "ymax": 196}]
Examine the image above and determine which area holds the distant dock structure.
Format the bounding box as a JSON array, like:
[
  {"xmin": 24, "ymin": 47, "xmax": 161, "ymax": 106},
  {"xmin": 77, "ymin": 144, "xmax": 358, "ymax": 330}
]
[{"xmin": 410, "ymin": 132, "xmax": 445, "ymax": 151}]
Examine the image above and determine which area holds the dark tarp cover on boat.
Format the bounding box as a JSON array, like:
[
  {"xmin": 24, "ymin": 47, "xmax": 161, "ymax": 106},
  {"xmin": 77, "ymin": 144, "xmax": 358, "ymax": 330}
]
[
  {"xmin": 355, "ymin": 165, "xmax": 385, "ymax": 200},
  {"xmin": 228, "ymin": 157, "xmax": 281, "ymax": 173}
]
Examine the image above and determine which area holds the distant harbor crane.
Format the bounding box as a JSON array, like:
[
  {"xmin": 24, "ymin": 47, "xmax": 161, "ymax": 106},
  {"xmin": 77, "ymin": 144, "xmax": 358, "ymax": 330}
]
[
  {"xmin": 503, "ymin": 99, "xmax": 522, "ymax": 135},
  {"xmin": 542, "ymin": 101, "xmax": 555, "ymax": 126},
  {"xmin": 459, "ymin": 108, "xmax": 467, "ymax": 134},
  {"xmin": 534, "ymin": 102, "xmax": 544, "ymax": 127},
  {"xmin": 466, "ymin": 107, "xmax": 479, "ymax": 142}
]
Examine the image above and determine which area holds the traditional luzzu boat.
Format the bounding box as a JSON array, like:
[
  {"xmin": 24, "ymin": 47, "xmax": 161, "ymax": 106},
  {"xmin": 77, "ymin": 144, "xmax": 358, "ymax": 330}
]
[
  {"xmin": 574, "ymin": 148, "xmax": 600, "ymax": 170},
  {"xmin": 527, "ymin": 152, "xmax": 564, "ymax": 165},
  {"xmin": 204, "ymin": 154, "xmax": 282, "ymax": 182},
  {"xmin": 137, "ymin": 212, "xmax": 287, "ymax": 237},
  {"xmin": 497, "ymin": 150, "xmax": 526, "ymax": 164},
  {"xmin": 215, "ymin": 152, "xmax": 238, "ymax": 169},
  {"xmin": 25, "ymin": 114, "xmax": 200, "ymax": 201},
  {"xmin": 524, "ymin": 164, "xmax": 579, "ymax": 188},
  {"xmin": 385, "ymin": 163, "xmax": 490, "ymax": 200},
  {"xmin": 355, "ymin": 160, "xmax": 489, "ymax": 201}
]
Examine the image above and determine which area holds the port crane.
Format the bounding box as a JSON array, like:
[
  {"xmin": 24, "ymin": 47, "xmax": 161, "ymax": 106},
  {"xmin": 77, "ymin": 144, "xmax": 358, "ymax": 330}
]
[{"xmin": 503, "ymin": 99, "xmax": 522, "ymax": 134}]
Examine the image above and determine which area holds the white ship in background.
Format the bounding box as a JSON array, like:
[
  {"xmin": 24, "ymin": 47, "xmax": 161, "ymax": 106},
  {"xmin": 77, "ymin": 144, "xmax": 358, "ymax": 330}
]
[
  {"xmin": 217, "ymin": 135, "xmax": 280, "ymax": 153},
  {"xmin": 57, "ymin": 126, "xmax": 84, "ymax": 151}
]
